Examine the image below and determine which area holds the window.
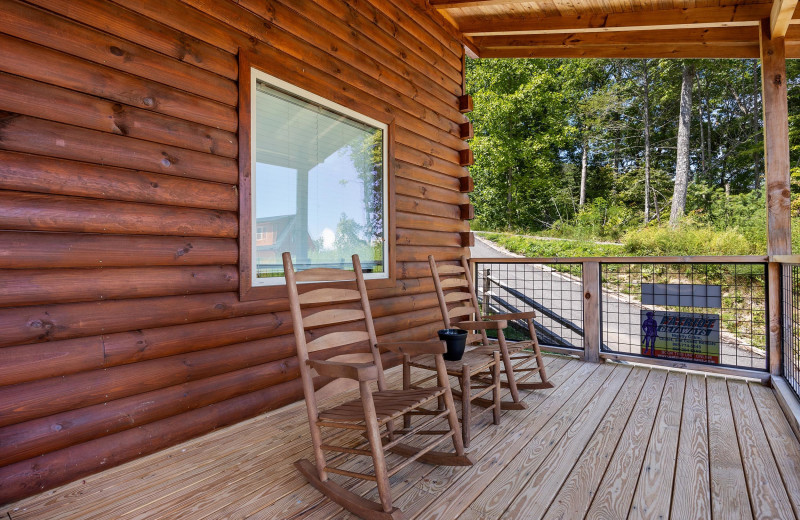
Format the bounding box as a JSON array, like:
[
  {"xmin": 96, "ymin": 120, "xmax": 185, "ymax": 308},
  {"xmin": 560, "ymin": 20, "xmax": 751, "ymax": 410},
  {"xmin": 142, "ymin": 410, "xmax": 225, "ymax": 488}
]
[{"xmin": 241, "ymin": 65, "xmax": 391, "ymax": 295}]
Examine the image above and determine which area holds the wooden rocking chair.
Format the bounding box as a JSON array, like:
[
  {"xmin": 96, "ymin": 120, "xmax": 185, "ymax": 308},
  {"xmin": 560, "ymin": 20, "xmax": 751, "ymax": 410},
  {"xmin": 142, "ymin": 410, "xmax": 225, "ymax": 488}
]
[
  {"xmin": 283, "ymin": 252, "xmax": 473, "ymax": 519},
  {"xmin": 429, "ymin": 255, "xmax": 553, "ymax": 411}
]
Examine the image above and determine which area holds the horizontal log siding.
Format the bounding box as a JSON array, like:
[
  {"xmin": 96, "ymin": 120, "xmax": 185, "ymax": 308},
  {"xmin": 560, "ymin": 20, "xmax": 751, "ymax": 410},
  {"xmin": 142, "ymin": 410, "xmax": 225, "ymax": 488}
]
[{"xmin": 0, "ymin": 0, "xmax": 468, "ymax": 505}]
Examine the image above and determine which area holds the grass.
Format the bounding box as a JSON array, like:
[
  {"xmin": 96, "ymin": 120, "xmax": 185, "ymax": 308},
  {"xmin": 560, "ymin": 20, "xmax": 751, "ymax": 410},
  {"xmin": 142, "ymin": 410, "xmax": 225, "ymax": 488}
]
[{"xmin": 480, "ymin": 232, "xmax": 625, "ymax": 258}]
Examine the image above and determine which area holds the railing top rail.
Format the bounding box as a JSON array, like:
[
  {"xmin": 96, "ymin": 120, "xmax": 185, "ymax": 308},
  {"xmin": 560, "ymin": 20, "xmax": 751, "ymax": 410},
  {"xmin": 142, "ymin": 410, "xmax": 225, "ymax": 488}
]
[
  {"xmin": 772, "ymin": 255, "xmax": 800, "ymax": 264},
  {"xmin": 470, "ymin": 255, "xmax": 770, "ymax": 264}
]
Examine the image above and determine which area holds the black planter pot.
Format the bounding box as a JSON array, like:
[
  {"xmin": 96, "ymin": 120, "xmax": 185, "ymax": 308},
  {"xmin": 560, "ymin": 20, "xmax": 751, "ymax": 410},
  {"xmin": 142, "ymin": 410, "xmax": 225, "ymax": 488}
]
[{"xmin": 438, "ymin": 328, "xmax": 468, "ymax": 361}]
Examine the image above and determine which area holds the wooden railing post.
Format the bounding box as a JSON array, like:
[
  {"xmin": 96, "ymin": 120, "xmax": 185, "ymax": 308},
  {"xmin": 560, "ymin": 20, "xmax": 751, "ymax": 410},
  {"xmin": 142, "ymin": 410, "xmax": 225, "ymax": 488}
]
[
  {"xmin": 583, "ymin": 261, "xmax": 601, "ymax": 363},
  {"xmin": 769, "ymin": 261, "xmax": 783, "ymax": 375}
]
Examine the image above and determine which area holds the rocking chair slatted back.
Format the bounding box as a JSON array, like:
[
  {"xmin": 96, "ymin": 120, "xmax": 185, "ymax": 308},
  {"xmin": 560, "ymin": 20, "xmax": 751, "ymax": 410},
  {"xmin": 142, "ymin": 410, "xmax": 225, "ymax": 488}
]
[
  {"xmin": 298, "ymin": 287, "xmax": 363, "ymax": 306},
  {"xmin": 295, "ymin": 267, "xmax": 362, "ymax": 282},
  {"xmin": 302, "ymin": 309, "xmax": 366, "ymax": 329},
  {"xmin": 436, "ymin": 264, "xmax": 466, "ymax": 275},
  {"xmin": 429, "ymin": 257, "xmax": 485, "ymax": 341},
  {"xmin": 306, "ymin": 331, "xmax": 372, "ymax": 353},
  {"xmin": 284, "ymin": 254, "xmax": 387, "ymax": 395},
  {"xmin": 444, "ymin": 292, "xmax": 472, "ymax": 303},
  {"xmin": 440, "ymin": 277, "xmax": 469, "ymax": 290}
]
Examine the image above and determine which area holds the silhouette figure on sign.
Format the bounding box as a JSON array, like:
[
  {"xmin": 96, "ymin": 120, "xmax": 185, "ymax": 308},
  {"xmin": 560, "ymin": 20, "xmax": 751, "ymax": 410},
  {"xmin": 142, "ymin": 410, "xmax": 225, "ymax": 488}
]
[{"xmin": 642, "ymin": 311, "xmax": 658, "ymax": 356}]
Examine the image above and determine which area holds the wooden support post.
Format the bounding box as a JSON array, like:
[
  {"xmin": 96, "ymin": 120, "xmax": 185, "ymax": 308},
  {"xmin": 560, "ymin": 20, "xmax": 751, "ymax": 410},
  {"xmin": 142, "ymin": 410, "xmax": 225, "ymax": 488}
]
[
  {"xmin": 760, "ymin": 20, "xmax": 791, "ymax": 376},
  {"xmin": 582, "ymin": 261, "xmax": 601, "ymax": 363},
  {"xmin": 760, "ymin": 20, "xmax": 791, "ymax": 257}
]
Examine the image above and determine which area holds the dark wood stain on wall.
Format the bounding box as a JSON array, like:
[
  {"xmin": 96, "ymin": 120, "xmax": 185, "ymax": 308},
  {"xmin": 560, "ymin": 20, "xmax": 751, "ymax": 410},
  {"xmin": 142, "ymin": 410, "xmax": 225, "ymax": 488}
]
[{"xmin": 0, "ymin": 0, "xmax": 472, "ymax": 505}]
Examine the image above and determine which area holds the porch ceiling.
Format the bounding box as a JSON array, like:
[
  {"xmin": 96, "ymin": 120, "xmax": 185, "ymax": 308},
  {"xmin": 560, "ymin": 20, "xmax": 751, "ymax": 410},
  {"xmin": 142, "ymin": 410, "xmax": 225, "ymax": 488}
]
[{"xmin": 429, "ymin": 0, "xmax": 800, "ymax": 59}]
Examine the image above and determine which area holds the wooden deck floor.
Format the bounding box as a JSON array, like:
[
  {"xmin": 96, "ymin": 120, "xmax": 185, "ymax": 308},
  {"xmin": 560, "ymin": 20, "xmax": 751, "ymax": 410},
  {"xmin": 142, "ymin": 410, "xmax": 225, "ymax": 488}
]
[{"xmin": 5, "ymin": 355, "xmax": 800, "ymax": 519}]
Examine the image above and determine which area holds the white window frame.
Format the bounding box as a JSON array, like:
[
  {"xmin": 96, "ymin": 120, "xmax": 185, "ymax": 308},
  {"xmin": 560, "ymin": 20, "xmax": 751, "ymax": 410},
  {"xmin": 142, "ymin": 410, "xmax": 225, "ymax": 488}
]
[{"xmin": 250, "ymin": 68, "xmax": 389, "ymax": 287}]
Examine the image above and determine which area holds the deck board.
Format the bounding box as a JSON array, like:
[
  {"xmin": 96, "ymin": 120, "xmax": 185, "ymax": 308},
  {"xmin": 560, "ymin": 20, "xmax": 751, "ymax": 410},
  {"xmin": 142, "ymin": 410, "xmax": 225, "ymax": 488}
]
[
  {"xmin": 465, "ymin": 363, "xmax": 616, "ymax": 519},
  {"xmin": 670, "ymin": 373, "xmax": 711, "ymax": 520},
  {"xmin": 750, "ymin": 382, "xmax": 800, "ymax": 519},
  {"xmin": 4, "ymin": 356, "xmax": 800, "ymax": 520},
  {"xmin": 628, "ymin": 370, "xmax": 685, "ymax": 519},
  {"xmin": 707, "ymin": 375, "xmax": 753, "ymax": 519}
]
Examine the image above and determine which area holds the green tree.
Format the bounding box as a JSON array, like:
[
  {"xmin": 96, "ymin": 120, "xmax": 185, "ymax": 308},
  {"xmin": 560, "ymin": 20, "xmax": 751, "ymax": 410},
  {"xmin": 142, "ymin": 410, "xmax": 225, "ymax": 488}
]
[{"xmin": 467, "ymin": 59, "xmax": 574, "ymax": 231}]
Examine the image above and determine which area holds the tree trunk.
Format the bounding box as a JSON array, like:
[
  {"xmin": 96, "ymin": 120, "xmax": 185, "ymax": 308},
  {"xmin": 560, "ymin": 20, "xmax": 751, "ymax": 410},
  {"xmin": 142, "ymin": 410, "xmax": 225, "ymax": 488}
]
[
  {"xmin": 653, "ymin": 186, "xmax": 661, "ymax": 225},
  {"xmin": 669, "ymin": 63, "xmax": 694, "ymax": 227},
  {"xmin": 579, "ymin": 137, "xmax": 588, "ymax": 207},
  {"xmin": 506, "ymin": 168, "xmax": 513, "ymax": 231},
  {"xmin": 642, "ymin": 59, "xmax": 652, "ymax": 225},
  {"xmin": 699, "ymin": 93, "xmax": 706, "ymax": 178}
]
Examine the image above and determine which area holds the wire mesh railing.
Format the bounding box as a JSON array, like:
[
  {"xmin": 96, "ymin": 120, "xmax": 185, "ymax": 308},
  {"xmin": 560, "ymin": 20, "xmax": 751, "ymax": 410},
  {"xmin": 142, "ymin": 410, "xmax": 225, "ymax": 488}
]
[
  {"xmin": 472, "ymin": 260, "xmax": 584, "ymax": 353},
  {"xmin": 470, "ymin": 256, "xmax": 771, "ymax": 373},
  {"xmin": 601, "ymin": 261, "xmax": 768, "ymax": 371},
  {"xmin": 782, "ymin": 263, "xmax": 800, "ymax": 399}
]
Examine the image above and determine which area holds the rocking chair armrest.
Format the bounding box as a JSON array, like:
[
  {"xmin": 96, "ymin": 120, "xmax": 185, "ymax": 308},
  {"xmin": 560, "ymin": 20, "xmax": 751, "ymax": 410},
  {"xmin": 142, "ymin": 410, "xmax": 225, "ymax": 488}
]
[
  {"xmin": 306, "ymin": 359, "xmax": 378, "ymax": 382},
  {"xmin": 376, "ymin": 341, "xmax": 447, "ymax": 356},
  {"xmin": 457, "ymin": 320, "xmax": 508, "ymax": 330},
  {"xmin": 486, "ymin": 311, "xmax": 537, "ymax": 321}
]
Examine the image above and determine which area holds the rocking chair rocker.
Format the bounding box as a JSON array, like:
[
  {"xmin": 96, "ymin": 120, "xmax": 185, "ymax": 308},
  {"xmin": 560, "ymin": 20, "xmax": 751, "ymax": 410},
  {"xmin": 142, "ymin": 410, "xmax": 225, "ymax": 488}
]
[{"xmin": 283, "ymin": 252, "xmax": 473, "ymax": 519}]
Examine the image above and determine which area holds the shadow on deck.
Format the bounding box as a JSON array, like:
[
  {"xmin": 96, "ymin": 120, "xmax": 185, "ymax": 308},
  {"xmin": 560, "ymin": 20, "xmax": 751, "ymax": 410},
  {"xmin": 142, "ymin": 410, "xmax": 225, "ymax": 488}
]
[{"xmin": 5, "ymin": 354, "xmax": 800, "ymax": 519}]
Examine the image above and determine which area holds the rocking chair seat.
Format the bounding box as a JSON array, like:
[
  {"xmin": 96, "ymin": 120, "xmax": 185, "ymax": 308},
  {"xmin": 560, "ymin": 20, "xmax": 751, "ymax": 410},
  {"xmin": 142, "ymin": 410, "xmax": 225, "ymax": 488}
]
[
  {"xmin": 318, "ymin": 387, "xmax": 445, "ymax": 424},
  {"xmin": 469, "ymin": 339, "xmax": 529, "ymax": 355},
  {"xmin": 407, "ymin": 349, "xmax": 497, "ymax": 376}
]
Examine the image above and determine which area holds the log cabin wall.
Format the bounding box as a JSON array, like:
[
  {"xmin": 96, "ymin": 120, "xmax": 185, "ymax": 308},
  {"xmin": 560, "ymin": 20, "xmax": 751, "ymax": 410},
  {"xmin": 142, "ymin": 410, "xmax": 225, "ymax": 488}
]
[{"xmin": 0, "ymin": 0, "xmax": 471, "ymax": 504}]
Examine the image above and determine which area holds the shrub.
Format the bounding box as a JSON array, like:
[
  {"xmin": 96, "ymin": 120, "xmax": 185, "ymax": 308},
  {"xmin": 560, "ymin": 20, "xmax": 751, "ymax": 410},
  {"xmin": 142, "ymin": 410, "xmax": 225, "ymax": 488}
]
[{"xmin": 622, "ymin": 225, "xmax": 762, "ymax": 256}]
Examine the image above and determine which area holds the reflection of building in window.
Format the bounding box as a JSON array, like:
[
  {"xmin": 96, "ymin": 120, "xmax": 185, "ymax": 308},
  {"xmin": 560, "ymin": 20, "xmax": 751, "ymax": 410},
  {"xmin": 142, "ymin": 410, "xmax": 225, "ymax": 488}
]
[{"xmin": 254, "ymin": 215, "xmax": 316, "ymax": 265}]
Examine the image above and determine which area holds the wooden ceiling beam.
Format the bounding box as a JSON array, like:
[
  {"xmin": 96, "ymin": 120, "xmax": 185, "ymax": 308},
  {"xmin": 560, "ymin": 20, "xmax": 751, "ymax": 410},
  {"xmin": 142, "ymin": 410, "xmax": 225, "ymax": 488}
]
[
  {"xmin": 430, "ymin": 0, "xmax": 536, "ymax": 7},
  {"xmin": 479, "ymin": 43, "xmax": 761, "ymax": 59},
  {"xmin": 771, "ymin": 0, "xmax": 799, "ymax": 37},
  {"xmin": 460, "ymin": 5, "xmax": 775, "ymax": 35},
  {"xmin": 473, "ymin": 26, "xmax": 761, "ymax": 47}
]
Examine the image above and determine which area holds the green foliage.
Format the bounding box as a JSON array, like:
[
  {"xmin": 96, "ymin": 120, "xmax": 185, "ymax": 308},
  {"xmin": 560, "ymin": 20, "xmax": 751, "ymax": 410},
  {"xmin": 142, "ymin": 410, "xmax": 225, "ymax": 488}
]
[
  {"xmin": 481, "ymin": 232, "xmax": 625, "ymax": 258},
  {"xmin": 333, "ymin": 213, "xmax": 367, "ymax": 251},
  {"xmin": 788, "ymin": 60, "xmax": 800, "ymax": 173},
  {"xmin": 621, "ymin": 225, "xmax": 762, "ymax": 256},
  {"xmin": 467, "ymin": 59, "xmax": 575, "ymax": 231},
  {"xmin": 550, "ymin": 197, "xmax": 633, "ymax": 240}
]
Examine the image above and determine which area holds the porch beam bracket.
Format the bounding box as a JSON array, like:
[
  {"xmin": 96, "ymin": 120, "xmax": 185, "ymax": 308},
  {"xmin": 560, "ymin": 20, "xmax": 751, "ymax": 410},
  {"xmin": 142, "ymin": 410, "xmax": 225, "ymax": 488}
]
[{"xmin": 771, "ymin": 0, "xmax": 799, "ymax": 37}]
